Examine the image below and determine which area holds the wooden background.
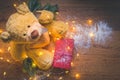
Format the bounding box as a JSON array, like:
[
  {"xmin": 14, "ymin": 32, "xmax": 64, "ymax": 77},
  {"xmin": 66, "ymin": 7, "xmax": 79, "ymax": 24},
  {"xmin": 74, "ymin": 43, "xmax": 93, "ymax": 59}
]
[{"xmin": 0, "ymin": 0, "xmax": 120, "ymax": 80}]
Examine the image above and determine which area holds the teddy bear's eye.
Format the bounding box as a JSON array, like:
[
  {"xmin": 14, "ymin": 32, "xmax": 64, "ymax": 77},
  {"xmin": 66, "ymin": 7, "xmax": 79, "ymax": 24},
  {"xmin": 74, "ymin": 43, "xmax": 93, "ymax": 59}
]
[
  {"xmin": 23, "ymin": 34, "xmax": 26, "ymax": 36},
  {"xmin": 27, "ymin": 25, "xmax": 30, "ymax": 28}
]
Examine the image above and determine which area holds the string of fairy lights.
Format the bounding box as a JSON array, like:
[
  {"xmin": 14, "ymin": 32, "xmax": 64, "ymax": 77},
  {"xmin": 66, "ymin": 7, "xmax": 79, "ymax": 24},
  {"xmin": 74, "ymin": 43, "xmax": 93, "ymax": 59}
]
[
  {"xmin": 0, "ymin": 19, "xmax": 111, "ymax": 80},
  {"xmin": 0, "ymin": 29, "xmax": 81, "ymax": 80},
  {"xmin": 0, "ymin": 33, "xmax": 82, "ymax": 80},
  {"xmin": 0, "ymin": 34, "xmax": 80, "ymax": 80}
]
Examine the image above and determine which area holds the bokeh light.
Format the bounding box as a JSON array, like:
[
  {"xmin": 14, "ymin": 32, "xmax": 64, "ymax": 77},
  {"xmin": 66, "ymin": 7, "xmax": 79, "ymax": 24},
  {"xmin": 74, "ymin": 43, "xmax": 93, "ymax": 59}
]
[{"xmin": 75, "ymin": 73, "xmax": 80, "ymax": 79}]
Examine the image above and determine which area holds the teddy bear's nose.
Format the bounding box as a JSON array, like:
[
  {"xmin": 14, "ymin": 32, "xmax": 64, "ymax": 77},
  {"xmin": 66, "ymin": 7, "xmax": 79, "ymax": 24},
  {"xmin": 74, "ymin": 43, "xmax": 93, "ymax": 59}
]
[{"xmin": 31, "ymin": 30, "xmax": 39, "ymax": 39}]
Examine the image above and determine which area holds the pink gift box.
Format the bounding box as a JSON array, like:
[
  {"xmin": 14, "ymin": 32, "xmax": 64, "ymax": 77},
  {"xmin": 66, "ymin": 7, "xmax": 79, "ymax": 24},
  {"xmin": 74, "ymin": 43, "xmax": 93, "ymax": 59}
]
[{"xmin": 53, "ymin": 38, "xmax": 74, "ymax": 69}]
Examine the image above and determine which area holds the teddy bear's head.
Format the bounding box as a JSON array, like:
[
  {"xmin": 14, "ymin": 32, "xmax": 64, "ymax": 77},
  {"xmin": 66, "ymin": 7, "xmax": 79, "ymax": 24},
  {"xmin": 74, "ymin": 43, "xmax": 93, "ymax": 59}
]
[{"xmin": 0, "ymin": 3, "xmax": 43, "ymax": 42}]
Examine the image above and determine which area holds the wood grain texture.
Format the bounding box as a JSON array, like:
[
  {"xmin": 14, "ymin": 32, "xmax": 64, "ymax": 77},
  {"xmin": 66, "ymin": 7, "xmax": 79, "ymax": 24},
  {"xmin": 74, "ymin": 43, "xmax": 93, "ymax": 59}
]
[{"xmin": 0, "ymin": 0, "xmax": 120, "ymax": 80}]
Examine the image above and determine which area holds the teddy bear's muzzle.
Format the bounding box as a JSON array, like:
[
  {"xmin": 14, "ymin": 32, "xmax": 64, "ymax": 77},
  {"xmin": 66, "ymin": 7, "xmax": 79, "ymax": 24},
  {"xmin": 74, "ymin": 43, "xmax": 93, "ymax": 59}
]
[{"xmin": 31, "ymin": 30, "xmax": 39, "ymax": 39}]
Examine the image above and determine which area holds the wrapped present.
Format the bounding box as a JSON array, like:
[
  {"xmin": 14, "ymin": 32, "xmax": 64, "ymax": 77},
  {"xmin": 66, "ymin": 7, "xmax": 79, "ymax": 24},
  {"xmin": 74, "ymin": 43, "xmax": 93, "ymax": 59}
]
[{"xmin": 53, "ymin": 38, "xmax": 74, "ymax": 69}]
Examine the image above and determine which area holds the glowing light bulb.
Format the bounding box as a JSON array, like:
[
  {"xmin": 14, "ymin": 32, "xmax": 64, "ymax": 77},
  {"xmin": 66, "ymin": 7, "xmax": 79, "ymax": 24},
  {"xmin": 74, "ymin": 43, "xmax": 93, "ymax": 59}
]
[
  {"xmin": 7, "ymin": 47, "xmax": 10, "ymax": 51},
  {"xmin": 13, "ymin": 4, "xmax": 17, "ymax": 7},
  {"xmin": 0, "ymin": 29, "xmax": 3, "ymax": 34},
  {"xmin": 77, "ymin": 53, "xmax": 79, "ymax": 57},
  {"xmin": 23, "ymin": 2, "xmax": 26, "ymax": 5},
  {"xmin": 67, "ymin": 46, "xmax": 70, "ymax": 50},
  {"xmin": 70, "ymin": 35, "xmax": 73, "ymax": 38},
  {"xmin": 59, "ymin": 76, "xmax": 63, "ymax": 80},
  {"xmin": 89, "ymin": 32, "xmax": 94, "ymax": 37},
  {"xmin": 25, "ymin": 55, "xmax": 28, "ymax": 58},
  {"xmin": 56, "ymin": 38, "xmax": 60, "ymax": 40},
  {"xmin": 65, "ymin": 71, "xmax": 69, "ymax": 74},
  {"xmin": 32, "ymin": 63, "xmax": 36, "ymax": 67},
  {"xmin": 47, "ymin": 15, "xmax": 50, "ymax": 18},
  {"xmin": 88, "ymin": 20, "xmax": 92, "ymax": 23},
  {"xmin": 0, "ymin": 49, "xmax": 3, "ymax": 53},
  {"xmin": 3, "ymin": 72, "xmax": 6, "ymax": 76},
  {"xmin": 49, "ymin": 32, "xmax": 51, "ymax": 35},
  {"xmin": 75, "ymin": 73, "xmax": 80, "ymax": 79},
  {"xmin": 87, "ymin": 19, "xmax": 93, "ymax": 25},
  {"xmin": 56, "ymin": 12, "xmax": 59, "ymax": 15},
  {"xmin": 29, "ymin": 77, "xmax": 32, "ymax": 80},
  {"xmin": 0, "ymin": 49, "xmax": 3, "ymax": 54},
  {"xmin": 71, "ymin": 62, "xmax": 74, "ymax": 67},
  {"xmin": 65, "ymin": 22, "xmax": 69, "ymax": 25},
  {"xmin": 47, "ymin": 74, "xmax": 50, "ymax": 77},
  {"xmin": 52, "ymin": 49, "xmax": 55, "ymax": 53},
  {"xmin": 72, "ymin": 21, "xmax": 75, "ymax": 23},
  {"xmin": 6, "ymin": 59, "xmax": 10, "ymax": 63},
  {"xmin": 39, "ymin": 52, "xmax": 43, "ymax": 56},
  {"xmin": 72, "ymin": 27, "xmax": 75, "ymax": 31},
  {"xmin": 88, "ymin": 19, "xmax": 92, "ymax": 23},
  {"xmin": 0, "ymin": 57, "xmax": 3, "ymax": 60}
]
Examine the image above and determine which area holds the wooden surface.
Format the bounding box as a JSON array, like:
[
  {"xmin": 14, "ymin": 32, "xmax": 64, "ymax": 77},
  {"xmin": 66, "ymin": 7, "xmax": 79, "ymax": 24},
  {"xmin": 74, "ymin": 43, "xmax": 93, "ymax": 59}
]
[{"xmin": 0, "ymin": 0, "xmax": 120, "ymax": 80}]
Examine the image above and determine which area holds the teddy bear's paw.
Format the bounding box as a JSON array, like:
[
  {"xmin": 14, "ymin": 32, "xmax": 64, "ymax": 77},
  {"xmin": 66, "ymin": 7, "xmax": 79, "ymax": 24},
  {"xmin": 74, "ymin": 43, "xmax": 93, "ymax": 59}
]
[{"xmin": 0, "ymin": 32, "xmax": 11, "ymax": 42}]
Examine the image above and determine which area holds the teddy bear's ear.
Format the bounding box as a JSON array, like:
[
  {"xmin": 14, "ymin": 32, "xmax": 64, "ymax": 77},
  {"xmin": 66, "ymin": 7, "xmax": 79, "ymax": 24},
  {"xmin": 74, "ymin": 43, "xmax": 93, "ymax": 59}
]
[
  {"xmin": 16, "ymin": 2, "xmax": 30, "ymax": 14},
  {"xmin": 0, "ymin": 32, "xmax": 11, "ymax": 42}
]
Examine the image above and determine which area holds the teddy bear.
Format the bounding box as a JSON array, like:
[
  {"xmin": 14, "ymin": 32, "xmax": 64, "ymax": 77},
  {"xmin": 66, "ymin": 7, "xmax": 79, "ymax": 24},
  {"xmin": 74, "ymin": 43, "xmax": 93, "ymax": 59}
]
[{"xmin": 0, "ymin": 3, "xmax": 54, "ymax": 70}]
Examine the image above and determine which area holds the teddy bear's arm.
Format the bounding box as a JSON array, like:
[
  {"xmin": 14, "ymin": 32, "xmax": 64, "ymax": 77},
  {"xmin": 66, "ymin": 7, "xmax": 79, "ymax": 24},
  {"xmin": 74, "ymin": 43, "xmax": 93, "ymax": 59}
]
[{"xmin": 28, "ymin": 31, "xmax": 50, "ymax": 49}]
